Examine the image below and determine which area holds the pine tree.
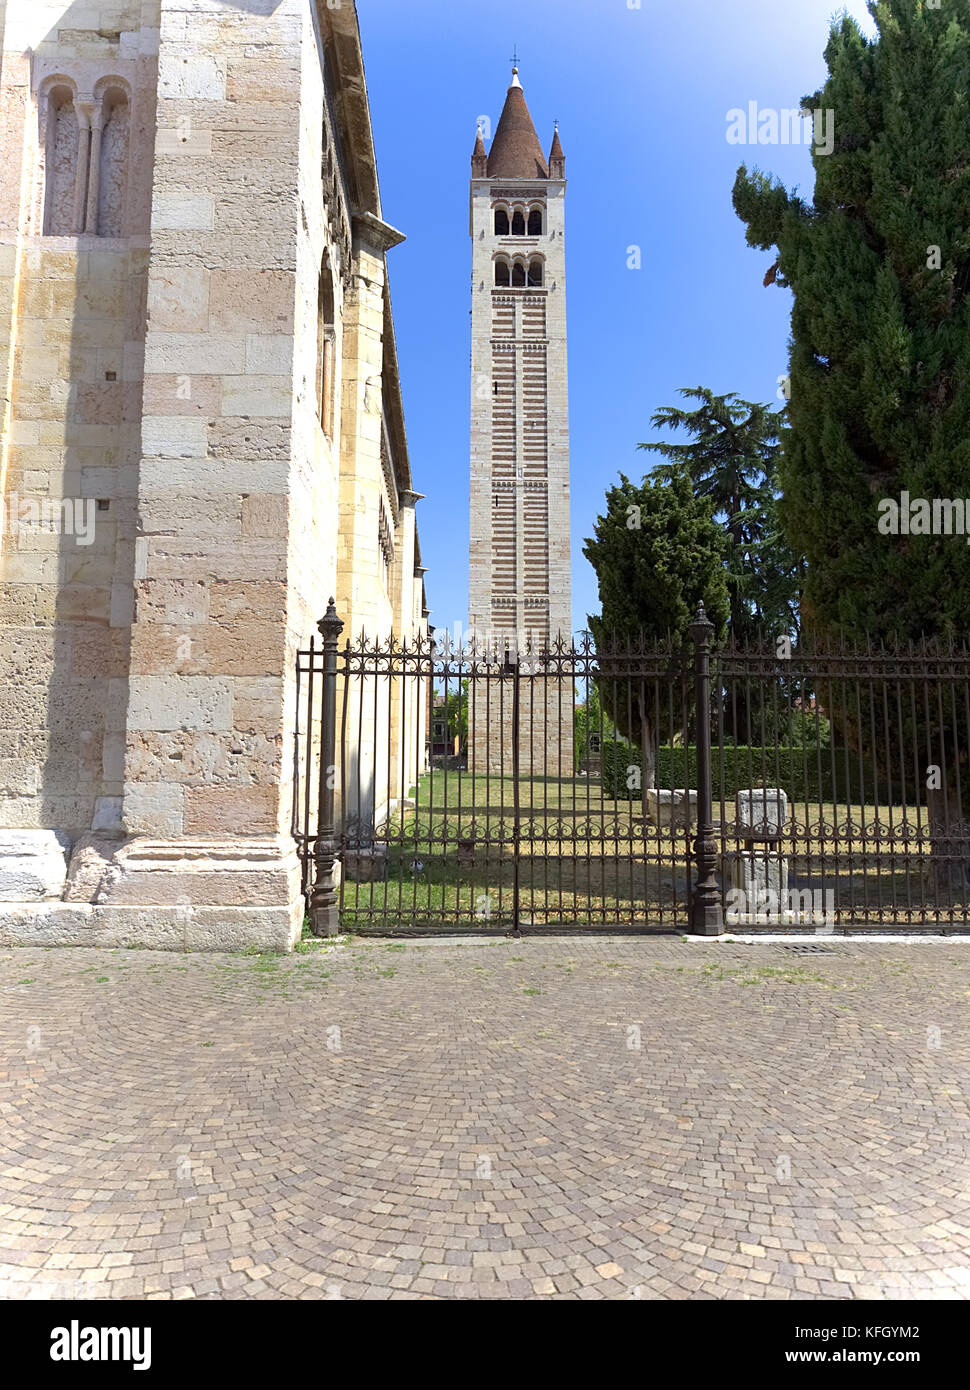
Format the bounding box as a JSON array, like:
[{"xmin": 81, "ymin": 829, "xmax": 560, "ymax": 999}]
[
  {"xmin": 582, "ymin": 468, "xmax": 729, "ymax": 791},
  {"xmin": 639, "ymin": 387, "xmax": 802, "ymax": 644}
]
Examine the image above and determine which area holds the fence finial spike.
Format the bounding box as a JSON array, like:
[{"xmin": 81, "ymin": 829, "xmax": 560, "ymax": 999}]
[
  {"xmin": 690, "ymin": 601, "xmax": 714, "ymax": 644},
  {"xmin": 317, "ymin": 598, "xmax": 344, "ymax": 641}
]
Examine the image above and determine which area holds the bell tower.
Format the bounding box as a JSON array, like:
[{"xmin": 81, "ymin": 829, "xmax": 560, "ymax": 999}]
[
  {"xmin": 468, "ymin": 69, "xmax": 572, "ymax": 773},
  {"xmin": 469, "ymin": 67, "xmax": 571, "ymax": 652}
]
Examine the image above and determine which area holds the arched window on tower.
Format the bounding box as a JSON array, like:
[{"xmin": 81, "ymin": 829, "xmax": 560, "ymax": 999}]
[
  {"xmin": 94, "ymin": 85, "xmax": 130, "ymax": 237},
  {"xmin": 494, "ymin": 207, "xmax": 509, "ymax": 235},
  {"xmin": 511, "ymin": 261, "xmax": 527, "ymax": 288},
  {"xmin": 494, "ymin": 259, "xmax": 511, "ymax": 287},
  {"xmin": 527, "ymin": 259, "xmax": 544, "ymax": 287},
  {"xmin": 317, "ymin": 253, "xmax": 336, "ymax": 438},
  {"xmin": 42, "ymin": 83, "xmax": 80, "ymax": 235},
  {"xmin": 511, "ymin": 208, "xmax": 526, "ymax": 236},
  {"xmin": 40, "ymin": 76, "xmax": 131, "ymax": 236},
  {"xmin": 528, "ymin": 208, "xmax": 543, "ymax": 236}
]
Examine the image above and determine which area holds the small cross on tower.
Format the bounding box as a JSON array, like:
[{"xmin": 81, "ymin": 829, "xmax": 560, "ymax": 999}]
[{"xmin": 510, "ymin": 45, "xmax": 519, "ymax": 73}]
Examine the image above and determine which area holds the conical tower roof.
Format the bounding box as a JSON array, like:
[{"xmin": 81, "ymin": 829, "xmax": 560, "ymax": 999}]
[
  {"xmin": 486, "ymin": 71, "xmax": 549, "ymax": 179},
  {"xmin": 548, "ymin": 123, "xmax": 565, "ymax": 176},
  {"xmin": 471, "ymin": 123, "xmax": 487, "ymax": 174}
]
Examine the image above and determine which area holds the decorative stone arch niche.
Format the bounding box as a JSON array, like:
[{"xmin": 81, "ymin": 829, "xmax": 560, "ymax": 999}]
[{"xmin": 35, "ymin": 72, "xmax": 132, "ymax": 236}]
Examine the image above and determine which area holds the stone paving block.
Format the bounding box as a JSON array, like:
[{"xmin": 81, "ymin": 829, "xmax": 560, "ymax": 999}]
[{"xmin": 0, "ymin": 937, "xmax": 969, "ymax": 1300}]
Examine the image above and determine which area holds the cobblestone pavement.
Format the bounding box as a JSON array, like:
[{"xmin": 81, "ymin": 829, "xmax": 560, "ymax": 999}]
[{"xmin": 1, "ymin": 936, "xmax": 970, "ymax": 1300}]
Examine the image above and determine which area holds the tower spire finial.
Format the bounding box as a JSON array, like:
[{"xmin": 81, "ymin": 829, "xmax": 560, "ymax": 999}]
[
  {"xmin": 509, "ymin": 46, "xmax": 522, "ymax": 87},
  {"xmin": 471, "ymin": 121, "xmax": 487, "ymax": 173},
  {"xmin": 549, "ymin": 120, "xmax": 565, "ymax": 176}
]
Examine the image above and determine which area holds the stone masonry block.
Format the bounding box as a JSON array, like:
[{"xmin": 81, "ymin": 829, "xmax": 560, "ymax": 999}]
[
  {"xmin": 0, "ymin": 830, "xmax": 71, "ymax": 901},
  {"xmin": 126, "ymin": 677, "xmax": 233, "ymax": 733}
]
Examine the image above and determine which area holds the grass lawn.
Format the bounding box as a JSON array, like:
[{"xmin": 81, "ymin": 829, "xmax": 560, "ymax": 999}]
[{"xmin": 337, "ymin": 771, "xmax": 970, "ymax": 931}]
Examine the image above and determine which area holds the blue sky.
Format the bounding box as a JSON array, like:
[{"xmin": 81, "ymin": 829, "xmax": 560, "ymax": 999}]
[{"xmin": 357, "ymin": 0, "xmax": 877, "ymax": 638}]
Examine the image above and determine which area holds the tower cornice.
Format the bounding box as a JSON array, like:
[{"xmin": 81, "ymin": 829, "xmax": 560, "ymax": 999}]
[{"xmin": 471, "ymin": 178, "xmax": 566, "ymax": 190}]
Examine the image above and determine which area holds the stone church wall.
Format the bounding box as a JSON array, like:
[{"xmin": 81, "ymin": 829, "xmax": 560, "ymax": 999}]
[
  {"xmin": 0, "ymin": 1, "xmax": 428, "ymax": 948},
  {"xmin": 0, "ymin": 1, "xmax": 157, "ymax": 847}
]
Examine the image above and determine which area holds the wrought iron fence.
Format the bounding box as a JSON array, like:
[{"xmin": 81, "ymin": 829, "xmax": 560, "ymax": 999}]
[{"xmin": 294, "ymin": 602, "xmax": 970, "ymax": 935}]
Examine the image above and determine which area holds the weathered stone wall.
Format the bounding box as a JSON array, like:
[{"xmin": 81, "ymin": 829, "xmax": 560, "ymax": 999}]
[
  {"xmin": 0, "ymin": 1, "xmax": 158, "ymax": 847},
  {"xmin": 125, "ymin": 0, "xmax": 305, "ymax": 847},
  {"xmin": 0, "ymin": 0, "xmax": 429, "ymax": 948},
  {"xmin": 284, "ymin": 0, "xmax": 347, "ymax": 840}
]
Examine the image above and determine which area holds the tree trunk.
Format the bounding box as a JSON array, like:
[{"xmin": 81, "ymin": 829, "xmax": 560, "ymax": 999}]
[
  {"xmin": 640, "ymin": 709, "xmax": 656, "ymax": 822},
  {"xmin": 926, "ymin": 784, "xmax": 970, "ymax": 899}
]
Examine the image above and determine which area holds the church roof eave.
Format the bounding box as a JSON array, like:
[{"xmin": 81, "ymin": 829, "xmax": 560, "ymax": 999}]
[
  {"xmin": 320, "ymin": 1, "xmax": 382, "ymax": 219},
  {"xmin": 380, "ymin": 274, "xmax": 413, "ymax": 502}
]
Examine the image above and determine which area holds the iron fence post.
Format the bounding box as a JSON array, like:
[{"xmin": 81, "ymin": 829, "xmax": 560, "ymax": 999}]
[
  {"xmin": 310, "ymin": 597, "xmax": 344, "ymax": 937},
  {"xmin": 508, "ymin": 650, "xmax": 522, "ymax": 938},
  {"xmin": 690, "ymin": 603, "xmax": 723, "ymax": 936}
]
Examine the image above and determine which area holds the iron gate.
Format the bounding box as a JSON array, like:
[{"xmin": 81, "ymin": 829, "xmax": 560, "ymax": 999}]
[{"xmin": 294, "ymin": 602, "xmax": 970, "ymax": 936}]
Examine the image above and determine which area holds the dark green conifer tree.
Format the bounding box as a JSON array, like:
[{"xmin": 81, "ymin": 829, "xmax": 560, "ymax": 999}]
[
  {"xmin": 640, "ymin": 387, "xmax": 801, "ymax": 645},
  {"xmin": 733, "ymin": 1, "xmax": 970, "ymax": 641},
  {"xmin": 583, "ymin": 469, "xmax": 729, "ymax": 792},
  {"xmin": 733, "ymin": 1, "xmax": 970, "ymax": 884}
]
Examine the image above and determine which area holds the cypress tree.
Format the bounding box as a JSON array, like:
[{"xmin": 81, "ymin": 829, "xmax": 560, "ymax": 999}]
[
  {"xmin": 733, "ymin": 1, "xmax": 970, "ymax": 886},
  {"xmin": 733, "ymin": 0, "xmax": 970, "ymax": 641}
]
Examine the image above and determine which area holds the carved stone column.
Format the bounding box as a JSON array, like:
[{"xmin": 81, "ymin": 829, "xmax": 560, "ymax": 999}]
[
  {"xmin": 84, "ymin": 105, "xmax": 104, "ymax": 234},
  {"xmin": 73, "ymin": 101, "xmax": 93, "ymax": 233}
]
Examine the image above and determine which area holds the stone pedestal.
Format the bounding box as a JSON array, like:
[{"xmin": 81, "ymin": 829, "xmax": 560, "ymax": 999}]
[
  {"xmin": 724, "ymin": 788, "xmax": 792, "ymax": 925},
  {"xmin": 723, "ymin": 849, "xmax": 789, "ymax": 924},
  {"xmin": 644, "ymin": 788, "xmax": 698, "ymax": 829},
  {"xmin": 342, "ymin": 846, "xmax": 388, "ymax": 882},
  {"xmin": 736, "ymin": 788, "xmax": 789, "ymax": 840}
]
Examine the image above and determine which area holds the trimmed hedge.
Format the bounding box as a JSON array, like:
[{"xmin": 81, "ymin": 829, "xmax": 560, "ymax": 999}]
[{"xmin": 600, "ymin": 741, "xmax": 888, "ymax": 804}]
